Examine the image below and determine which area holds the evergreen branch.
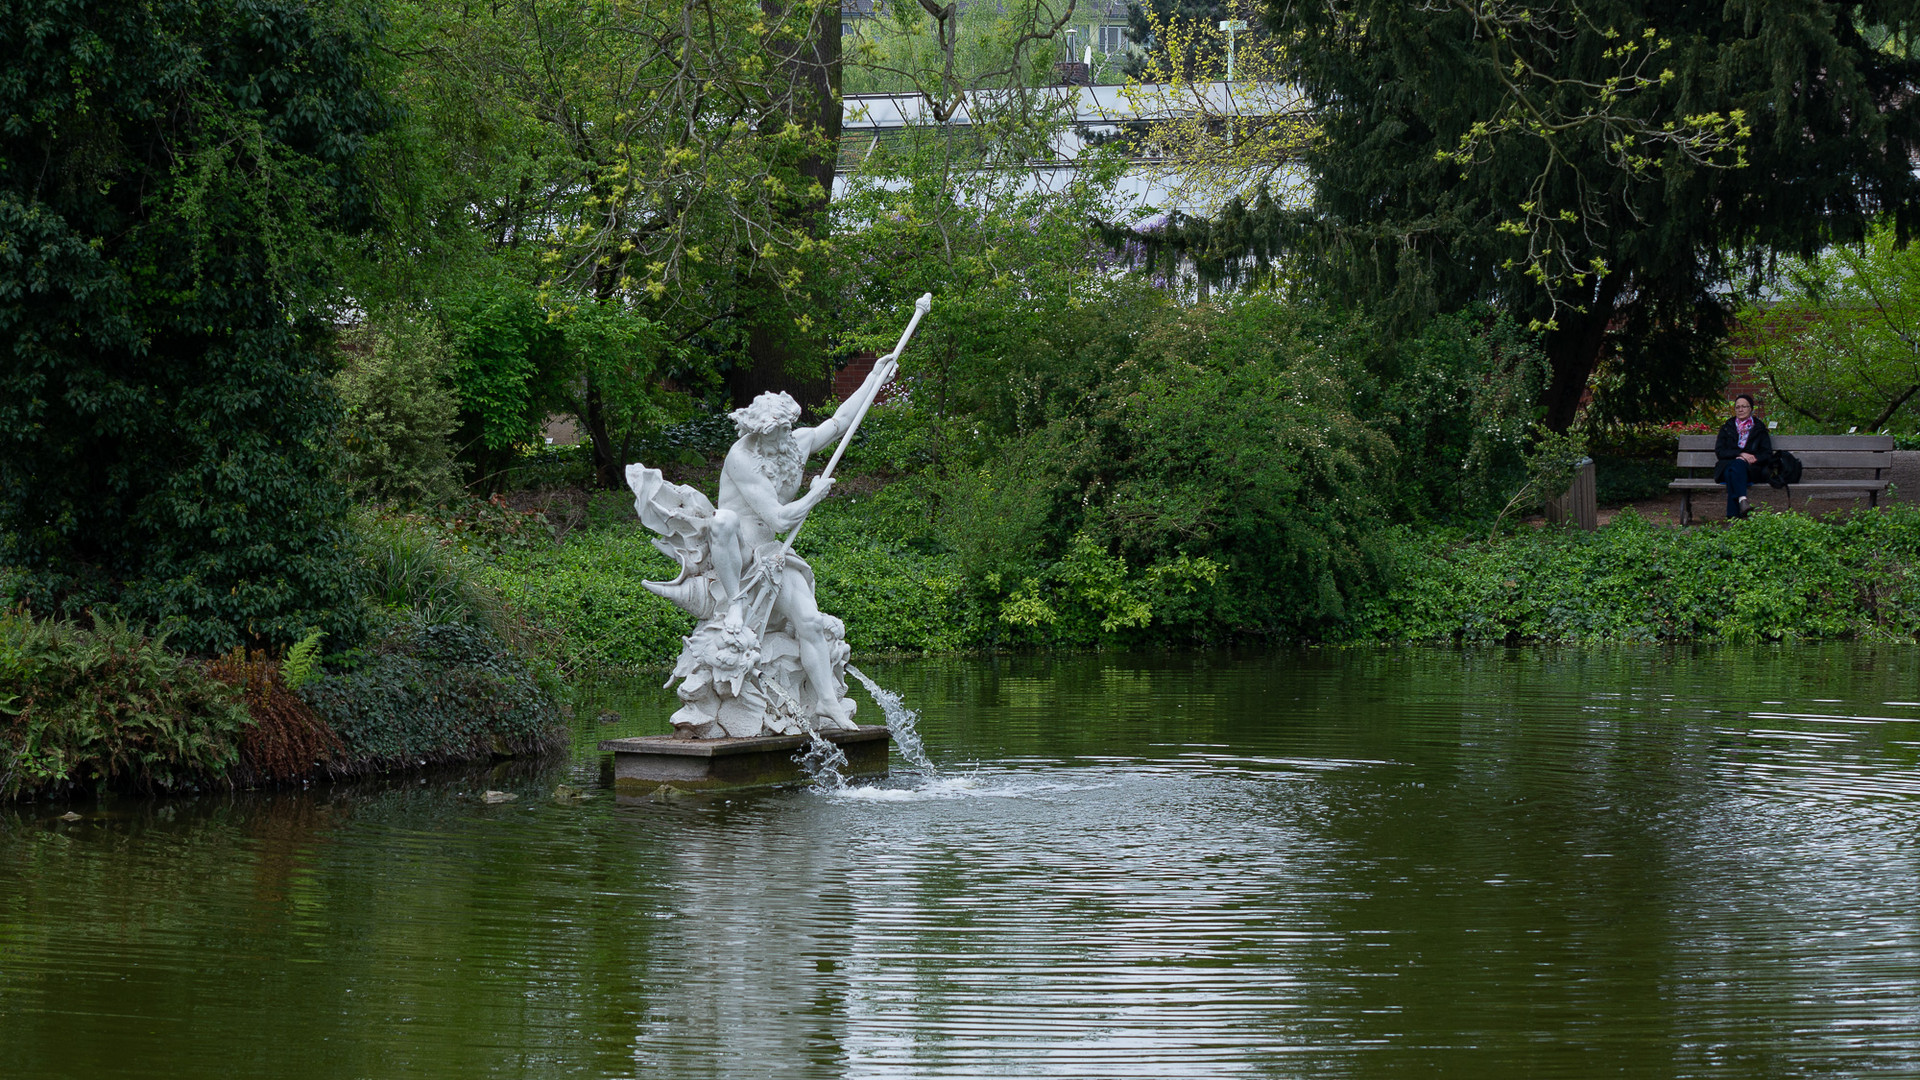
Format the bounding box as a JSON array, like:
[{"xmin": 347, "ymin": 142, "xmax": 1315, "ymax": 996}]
[{"xmin": 1424, "ymin": 0, "xmax": 1750, "ymax": 326}]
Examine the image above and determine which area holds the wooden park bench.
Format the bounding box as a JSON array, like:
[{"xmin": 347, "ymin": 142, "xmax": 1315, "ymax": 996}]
[{"xmin": 1671, "ymin": 434, "xmax": 1895, "ymax": 525}]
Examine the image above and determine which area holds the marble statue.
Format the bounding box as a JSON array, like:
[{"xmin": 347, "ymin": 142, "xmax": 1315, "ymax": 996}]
[{"xmin": 627, "ymin": 296, "xmax": 930, "ymax": 739}]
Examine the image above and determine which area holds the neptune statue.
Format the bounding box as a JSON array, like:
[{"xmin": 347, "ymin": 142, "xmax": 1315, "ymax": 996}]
[{"xmin": 625, "ymin": 296, "xmax": 930, "ymax": 739}]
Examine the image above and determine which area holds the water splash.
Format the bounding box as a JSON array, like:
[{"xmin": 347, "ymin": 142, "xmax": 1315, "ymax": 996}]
[
  {"xmin": 847, "ymin": 665, "xmax": 936, "ymax": 775},
  {"xmin": 828, "ymin": 773, "xmax": 1117, "ymax": 802},
  {"xmin": 794, "ymin": 729, "xmax": 849, "ymax": 792}
]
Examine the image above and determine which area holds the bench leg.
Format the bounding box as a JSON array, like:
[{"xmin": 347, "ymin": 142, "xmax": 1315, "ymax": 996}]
[{"xmin": 1679, "ymin": 491, "xmax": 1692, "ymax": 527}]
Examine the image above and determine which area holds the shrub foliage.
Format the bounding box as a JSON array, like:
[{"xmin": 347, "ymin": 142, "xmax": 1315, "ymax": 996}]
[
  {"xmin": 0, "ymin": 612, "xmax": 252, "ymax": 799},
  {"xmin": 1355, "ymin": 507, "xmax": 1920, "ymax": 644},
  {"xmin": 337, "ymin": 316, "xmax": 465, "ymax": 506},
  {"xmin": 0, "ymin": 0, "xmax": 388, "ymax": 652},
  {"xmin": 299, "ymin": 619, "xmax": 566, "ymax": 768},
  {"xmin": 205, "ymin": 646, "xmax": 345, "ymax": 786}
]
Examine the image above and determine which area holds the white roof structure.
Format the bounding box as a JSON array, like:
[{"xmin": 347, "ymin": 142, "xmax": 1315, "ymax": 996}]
[{"xmin": 835, "ymin": 82, "xmax": 1311, "ymax": 218}]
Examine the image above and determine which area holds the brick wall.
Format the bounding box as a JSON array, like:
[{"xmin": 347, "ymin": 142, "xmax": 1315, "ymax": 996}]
[
  {"xmin": 833, "ymin": 351, "xmax": 878, "ymax": 402},
  {"xmin": 1723, "ymin": 309, "xmax": 1820, "ymax": 406}
]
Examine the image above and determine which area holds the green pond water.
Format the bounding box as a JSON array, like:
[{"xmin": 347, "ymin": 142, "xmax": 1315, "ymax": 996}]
[{"xmin": 4, "ymin": 647, "xmax": 1919, "ymax": 1078}]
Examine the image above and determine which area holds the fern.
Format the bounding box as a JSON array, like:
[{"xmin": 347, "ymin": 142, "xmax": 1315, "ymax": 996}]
[
  {"xmin": 281, "ymin": 628, "xmax": 326, "ymax": 691},
  {"xmin": 1, "ymin": 612, "xmax": 251, "ymax": 798}
]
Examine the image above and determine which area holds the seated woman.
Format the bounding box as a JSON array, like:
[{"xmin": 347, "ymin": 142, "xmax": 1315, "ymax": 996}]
[{"xmin": 1714, "ymin": 393, "xmax": 1773, "ymax": 519}]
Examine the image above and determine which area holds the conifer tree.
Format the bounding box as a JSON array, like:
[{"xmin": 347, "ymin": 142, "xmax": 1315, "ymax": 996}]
[{"xmin": 1186, "ymin": 1, "xmax": 1920, "ymax": 426}]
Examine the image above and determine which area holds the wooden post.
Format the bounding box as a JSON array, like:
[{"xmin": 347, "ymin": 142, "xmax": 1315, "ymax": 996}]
[{"xmin": 1546, "ymin": 457, "xmax": 1598, "ymax": 530}]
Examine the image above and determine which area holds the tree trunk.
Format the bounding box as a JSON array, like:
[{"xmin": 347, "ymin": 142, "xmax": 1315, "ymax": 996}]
[
  {"xmin": 788, "ymin": 0, "xmax": 841, "ymax": 236},
  {"xmin": 728, "ymin": 317, "xmax": 838, "ymax": 409},
  {"xmin": 582, "ymin": 375, "xmax": 622, "ymax": 490},
  {"xmin": 1539, "ymin": 274, "xmax": 1624, "ymax": 431},
  {"xmin": 730, "ymin": 0, "xmax": 841, "ymax": 411}
]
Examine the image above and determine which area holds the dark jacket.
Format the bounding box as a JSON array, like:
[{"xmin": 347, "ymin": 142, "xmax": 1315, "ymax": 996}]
[{"xmin": 1713, "ymin": 416, "xmax": 1773, "ymax": 482}]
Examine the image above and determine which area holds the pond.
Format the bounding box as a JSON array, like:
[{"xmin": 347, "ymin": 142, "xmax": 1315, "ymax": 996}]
[{"xmin": 4, "ymin": 647, "xmax": 1919, "ymax": 1078}]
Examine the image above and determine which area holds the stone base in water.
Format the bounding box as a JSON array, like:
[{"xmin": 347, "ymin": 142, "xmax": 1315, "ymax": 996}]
[{"xmin": 599, "ymin": 725, "xmax": 890, "ymax": 793}]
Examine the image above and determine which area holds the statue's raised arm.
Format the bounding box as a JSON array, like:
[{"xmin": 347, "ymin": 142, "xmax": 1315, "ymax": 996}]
[
  {"xmin": 796, "ymin": 352, "xmax": 899, "ymax": 457},
  {"xmin": 798, "ymin": 292, "xmax": 929, "ymax": 460}
]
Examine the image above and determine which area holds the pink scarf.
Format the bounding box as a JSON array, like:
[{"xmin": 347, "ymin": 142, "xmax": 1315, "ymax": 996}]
[{"xmin": 1736, "ymin": 416, "xmax": 1753, "ymax": 448}]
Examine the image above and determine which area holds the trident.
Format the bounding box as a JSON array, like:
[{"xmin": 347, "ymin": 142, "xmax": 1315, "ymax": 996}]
[{"xmin": 744, "ymin": 293, "xmax": 932, "ymax": 636}]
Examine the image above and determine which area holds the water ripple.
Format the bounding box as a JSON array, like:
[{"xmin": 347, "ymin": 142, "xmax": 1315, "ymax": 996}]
[{"xmin": 4, "ymin": 647, "xmax": 1920, "ymax": 1078}]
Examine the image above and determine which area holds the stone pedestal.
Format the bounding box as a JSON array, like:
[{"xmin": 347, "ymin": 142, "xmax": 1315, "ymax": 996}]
[{"xmin": 600, "ymin": 725, "xmax": 890, "ymax": 793}]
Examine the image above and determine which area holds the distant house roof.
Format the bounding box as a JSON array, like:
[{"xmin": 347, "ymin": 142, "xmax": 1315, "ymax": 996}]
[{"xmin": 835, "ymin": 82, "xmax": 1311, "ymax": 217}]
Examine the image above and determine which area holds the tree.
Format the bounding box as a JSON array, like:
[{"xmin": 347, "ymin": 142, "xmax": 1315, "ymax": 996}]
[
  {"xmin": 835, "ymin": 126, "xmax": 1133, "ymax": 437},
  {"xmin": 1744, "ymin": 220, "xmax": 1920, "ymax": 432},
  {"xmin": 336, "ymin": 315, "xmax": 466, "ymax": 506},
  {"xmin": 836, "ymin": 0, "xmax": 1131, "ymax": 431},
  {"xmin": 1253, "ymin": 0, "xmax": 1920, "ymax": 428},
  {"xmin": 730, "ymin": 0, "xmax": 845, "ymax": 411},
  {"xmin": 846, "ymin": 0, "xmax": 1078, "ymax": 102},
  {"xmin": 1122, "ymin": 0, "xmax": 1240, "ymax": 77},
  {"xmin": 0, "ymin": 0, "xmax": 389, "ymax": 652},
  {"xmin": 359, "ymin": 0, "xmax": 844, "ymax": 487},
  {"xmin": 1117, "ymin": 0, "xmax": 1315, "ymax": 216}
]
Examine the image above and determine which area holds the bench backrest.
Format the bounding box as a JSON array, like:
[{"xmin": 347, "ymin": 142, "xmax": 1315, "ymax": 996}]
[{"xmin": 1675, "ymin": 434, "xmax": 1895, "ymax": 472}]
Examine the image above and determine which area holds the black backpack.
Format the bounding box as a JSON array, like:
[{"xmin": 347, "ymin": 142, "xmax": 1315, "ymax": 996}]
[{"xmin": 1765, "ymin": 451, "xmax": 1804, "ymax": 488}]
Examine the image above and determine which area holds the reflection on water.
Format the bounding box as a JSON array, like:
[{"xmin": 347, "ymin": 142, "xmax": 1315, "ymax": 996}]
[{"xmin": 4, "ymin": 647, "xmax": 1920, "ymax": 1078}]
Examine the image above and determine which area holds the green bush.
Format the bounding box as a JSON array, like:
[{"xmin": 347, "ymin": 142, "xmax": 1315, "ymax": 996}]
[
  {"xmin": 1375, "ymin": 309, "xmax": 1551, "ymax": 522},
  {"xmin": 348, "ymin": 505, "xmax": 569, "ymax": 691},
  {"xmin": 480, "ymin": 528, "xmax": 692, "ymax": 671},
  {"xmin": 584, "ymin": 490, "xmax": 642, "ymax": 532},
  {"xmin": 432, "ymin": 479, "xmax": 1920, "ymax": 656},
  {"xmin": 830, "ymin": 399, "xmax": 938, "ymax": 477},
  {"xmin": 796, "ymin": 494, "xmax": 980, "ymax": 655},
  {"xmin": 464, "ymin": 490, "xmax": 979, "ymax": 669},
  {"xmin": 387, "ymin": 495, "xmax": 561, "ymax": 560},
  {"xmin": 996, "ymin": 531, "xmax": 1222, "ymax": 648},
  {"xmin": 441, "ymin": 281, "xmax": 576, "ymax": 491},
  {"xmin": 298, "ymin": 619, "xmax": 565, "ymax": 767},
  {"xmin": 359, "ymin": 514, "xmax": 513, "ymax": 632},
  {"xmin": 0, "ymin": 0, "xmax": 385, "ymax": 654},
  {"xmin": 496, "ymin": 443, "xmax": 596, "ymax": 492},
  {"xmin": 337, "ymin": 315, "xmax": 465, "ymax": 506},
  {"xmin": 1592, "ymin": 455, "xmax": 1677, "ymax": 503},
  {"xmin": 1583, "ymin": 421, "xmax": 1706, "ymax": 460},
  {"xmin": 926, "ymin": 295, "xmax": 1398, "ymax": 644},
  {"xmin": 0, "ymin": 612, "xmax": 253, "ymax": 798},
  {"xmin": 1352, "ymin": 506, "xmax": 1920, "ymax": 644}
]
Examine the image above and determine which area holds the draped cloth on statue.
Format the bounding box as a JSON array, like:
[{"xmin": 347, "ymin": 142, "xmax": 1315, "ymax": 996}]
[{"xmin": 627, "ymin": 464, "xmax": 815, "ymax": 623}]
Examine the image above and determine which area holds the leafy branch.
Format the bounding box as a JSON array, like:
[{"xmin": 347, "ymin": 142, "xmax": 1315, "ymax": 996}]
[
  {"xmin": 1490, "ymin": 423, "xmax": 1588, "ymax": 540},
  {"xmin": 1421, "ymin": 0, "xmax": 1750, "ymax": 327},
  {"xmin": 1118, "ymin": 1, "xmax": 1319, "ymax": 216}
]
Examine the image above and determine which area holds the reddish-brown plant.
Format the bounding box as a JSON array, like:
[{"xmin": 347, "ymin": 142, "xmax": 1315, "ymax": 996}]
[{"xmin": 205, "ymin": 648, "xmax": 344, "ymax": 784}]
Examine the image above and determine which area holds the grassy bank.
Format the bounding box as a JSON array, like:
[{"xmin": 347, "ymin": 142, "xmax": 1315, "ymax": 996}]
[
  {"xmin": 478, "ymin": 493, "xmax": 976, "ymax": 670},
  {"xmin": 1, "ymin": 611, "xmax": 565, "ymax": 801},
  {"xmin": 1, "ymin": 512, "xmax": 570, "ymax": 801},
  {"xmin": 477, "ymin": 492, "xmax": 1920, "ymax": 662},
  {"xmin": 1354, "ymin": 506, "xmax": 1920, "ymax": 644},
  {"xmin": 13, "ymin": 489, "xmax": 1916, "ymax": 799}
]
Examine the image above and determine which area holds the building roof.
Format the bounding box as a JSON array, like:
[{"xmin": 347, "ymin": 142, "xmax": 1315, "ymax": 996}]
[{"xmin": 835, "ymin": 82, "xmax": 1310, "ymax": 217}]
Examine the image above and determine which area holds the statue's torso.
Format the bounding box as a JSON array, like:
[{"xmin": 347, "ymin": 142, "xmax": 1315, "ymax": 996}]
[{"xmin": 718, "ymin": 432, "xmax": 805, "ymax": 548}]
